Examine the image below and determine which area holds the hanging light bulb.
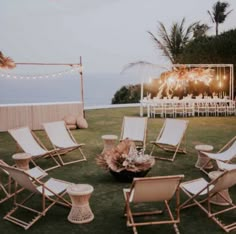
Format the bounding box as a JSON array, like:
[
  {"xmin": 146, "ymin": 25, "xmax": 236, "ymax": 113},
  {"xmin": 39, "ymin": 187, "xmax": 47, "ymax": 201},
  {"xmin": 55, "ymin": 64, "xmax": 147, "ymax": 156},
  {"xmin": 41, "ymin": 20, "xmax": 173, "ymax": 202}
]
[
  {"xmin": 216, "ymin": 66, "xmax": 219, "ymax": 80},
  {"xmin": 218, "ymin": 66, "xmax": 222, "ymax": 88},
  {"xmin": 219, "ymin": 81, "xmax": 222, "ymax": 88},
  {"xmin": 223, "ymin": 66, "xmax": 226, "ymax": 80}
]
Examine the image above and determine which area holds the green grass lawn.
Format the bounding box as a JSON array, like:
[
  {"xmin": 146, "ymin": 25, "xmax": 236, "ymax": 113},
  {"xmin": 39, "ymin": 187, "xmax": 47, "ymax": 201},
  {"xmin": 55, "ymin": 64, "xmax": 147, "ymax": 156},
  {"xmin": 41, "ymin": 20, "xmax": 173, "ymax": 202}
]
[{"xmin": 0, "ymin": 107, "xmax": 236, "ymax": 234}]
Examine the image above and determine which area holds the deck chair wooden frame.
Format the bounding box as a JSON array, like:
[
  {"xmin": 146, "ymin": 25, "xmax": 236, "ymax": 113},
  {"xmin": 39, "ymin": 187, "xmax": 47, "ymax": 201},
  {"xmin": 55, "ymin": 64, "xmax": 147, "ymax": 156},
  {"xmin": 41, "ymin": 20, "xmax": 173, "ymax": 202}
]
[
  {"xmin": 8, "ymin": 126, "xmax": 61, "ymax": 171},
  {"xmin": 150, "ymin": 118, "xmax": 189, "ymax": 162},
  {"xmin": 123, "ymin": 175, "xmax": 184, "ymax": 234},
  {"xmin": 0, "ymin": 160, "xmax": 13, "ymax": 203},
  {"xmin": 0, "ymin": 163, "xmax": 72, "ymax": 230},
  {"xmin": 180, "ymin": 168, "xmax": 236, "ymax": 232},
  {"xmin": 199, "ymin": 136, "xmax": 236, "ymax": 175},
  {"xmin": 0, "ymin": 160, "xmax": 47, "ymax": 204},
  {"xmin": 120, "ymin": 116, "xmax": 148, "ymax": 150},
  {"xmin": 42, "ymin": 121, "xmax": 87, "ymax": 166}
]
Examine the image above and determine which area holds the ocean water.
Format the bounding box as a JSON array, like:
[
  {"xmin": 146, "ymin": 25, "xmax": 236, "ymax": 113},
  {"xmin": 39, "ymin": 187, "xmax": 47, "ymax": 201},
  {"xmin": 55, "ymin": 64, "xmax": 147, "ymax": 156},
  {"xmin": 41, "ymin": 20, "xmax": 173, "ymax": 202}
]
[{"xmin": 0, "ymin": 73, "xmax": 141, "ymax": 107}]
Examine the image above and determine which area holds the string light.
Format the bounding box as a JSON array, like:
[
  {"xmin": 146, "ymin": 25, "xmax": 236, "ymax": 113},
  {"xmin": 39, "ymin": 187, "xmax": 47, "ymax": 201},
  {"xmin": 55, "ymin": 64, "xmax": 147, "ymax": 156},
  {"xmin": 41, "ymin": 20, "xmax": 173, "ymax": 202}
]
[{"xmin": 0, "ymin": 66, "xmax": 81, "ymax": 80}]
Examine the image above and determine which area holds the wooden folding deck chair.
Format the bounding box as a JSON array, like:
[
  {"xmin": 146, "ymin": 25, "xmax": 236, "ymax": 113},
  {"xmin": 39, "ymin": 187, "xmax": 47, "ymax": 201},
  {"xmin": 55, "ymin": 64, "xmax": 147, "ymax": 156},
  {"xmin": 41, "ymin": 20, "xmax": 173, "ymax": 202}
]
[
  {"xmin": 42, "ymin": 121, "xmax": 86, "ymax": 166},
  {"xmin": 120, "ymin": 116, "xmax": 148, "ymax": 150},
  {"xmin": 180, "ymin": 168, "xmax": 236, "ymax": 233},
  {"xmin": 123, "ymin": 175, "xmax": 184, "ymax": 234},
  {"xmin": 8, "ymin": 126, "xmax": 61, "ymax": 171},
  {"xmin": 0, "ymin": 163, "xmax": 72, "ymax": 230},
  {"xmin": 0, "ymin": 160, "xmax": 47, "ymax": 204},
  {"xmin": 150, "ymin": 118, "xmax": 189, "ymax": 161},
  {"xmin": 198, "ymin": 136, "xmax": 236, "ymax": 174}
]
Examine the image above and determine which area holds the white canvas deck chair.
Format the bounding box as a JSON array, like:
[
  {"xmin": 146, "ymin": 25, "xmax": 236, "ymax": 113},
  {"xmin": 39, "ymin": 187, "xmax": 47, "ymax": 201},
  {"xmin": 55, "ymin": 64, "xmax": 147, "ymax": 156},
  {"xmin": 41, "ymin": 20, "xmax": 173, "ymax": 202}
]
[
  {"xmin": 123, "ymin": 175, "xmax": 184, "ymax": 234},
  {"xmin": 0, "ymin": 160, "xmax": 47, "ymax": 204},
  {"xmin": 0, "ymin": 163, "xmax": 72, "ymax": 230},
  {"xmin": 180, "ymin": 168, "xmax": 236, "ymax": 233},
  {"xmin": 8, "ymin": 127, "xmax": 61, "ymax": 171},
  {"xmin": 199, "ymin": 136, "xmax": 236, "ymax": 174},
  {"xmin": 216, "ymin": 160, "xmax": 236, "ymax": 171},
  {"xmin": 43, "ymin": 121, "xmax": 86, "ymax": 166},
  {"xmin": 120, "ymin": 116, "xmax": 147, "ymax": 150},
  {"xmin": 150, "ymin": 118, "xmax": 189, "ymax": 162}
]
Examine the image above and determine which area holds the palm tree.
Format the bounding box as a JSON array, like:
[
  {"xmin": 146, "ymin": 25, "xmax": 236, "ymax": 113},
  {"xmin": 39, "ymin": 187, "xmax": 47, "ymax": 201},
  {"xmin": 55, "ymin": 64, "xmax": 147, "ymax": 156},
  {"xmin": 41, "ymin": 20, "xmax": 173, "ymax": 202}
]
[
  {"xmin": 192, "ymin": 23, "xmax": 210, "ymax": 39},
  {"xmin": 147, "ymin": 18, "xmax": 197, "ymax": 64},
  {"xmin": 208, "ymin": 1, "xmax": 233, "ymax": 36}
]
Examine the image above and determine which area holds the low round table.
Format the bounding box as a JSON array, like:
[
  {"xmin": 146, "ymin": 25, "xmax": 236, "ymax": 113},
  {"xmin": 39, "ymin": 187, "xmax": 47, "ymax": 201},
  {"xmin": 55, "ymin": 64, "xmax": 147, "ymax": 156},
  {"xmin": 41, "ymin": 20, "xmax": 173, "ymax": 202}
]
[
  {"xmin": 67, "ymin": 184, "xmax": 94, "ymax": 224},
  {"xmin": 101, "ymin": 135, "xmax": 118, "ymax": 154},
  {"xmin": 208, "ymin": 171, "xmax": 232, "ymax": 206},
  {"xmin": 12, "ymin": 153, "xmax": 32, "ymax": 170},
  {"xmin": 195, "ymin": 144, "xmax": 214, "ymax": 169}
]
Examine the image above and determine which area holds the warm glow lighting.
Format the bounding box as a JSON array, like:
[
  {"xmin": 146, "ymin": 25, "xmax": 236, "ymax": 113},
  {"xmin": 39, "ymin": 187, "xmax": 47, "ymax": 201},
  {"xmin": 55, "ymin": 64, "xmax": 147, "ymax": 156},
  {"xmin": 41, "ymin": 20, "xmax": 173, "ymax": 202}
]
[
  {"xmin": 167, "ymin": 76, "xmax": 175, "ymax": 85},
  {"xmin": 223, "ymin": 66, "xmax": 226, "ymax": 80},
  {"xmin": 156, "ymin": 66, "xmax": 224, "ymax": 98},
  {"xmin": 148, "ymin": 77, "xmax": 152, "ymax": 83}
]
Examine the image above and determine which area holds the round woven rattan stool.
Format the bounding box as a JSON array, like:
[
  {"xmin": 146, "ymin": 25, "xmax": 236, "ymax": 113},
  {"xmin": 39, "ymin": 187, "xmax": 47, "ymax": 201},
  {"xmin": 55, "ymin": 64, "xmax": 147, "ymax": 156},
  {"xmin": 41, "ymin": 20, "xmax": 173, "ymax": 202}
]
[
  {"xmin": 12, "ymin": 153, "xmax": 32, "ymax": 170},
  {"xmin": 101, "ymin": 135, "xmax": 118, "ymax": 154},
  {"xmin": 67, "ymin": 184, "xmax": 94, "ymax": 224},
  {"xmin": 195, "ymin": 144, "xmax": 214, "ymax": 169}
]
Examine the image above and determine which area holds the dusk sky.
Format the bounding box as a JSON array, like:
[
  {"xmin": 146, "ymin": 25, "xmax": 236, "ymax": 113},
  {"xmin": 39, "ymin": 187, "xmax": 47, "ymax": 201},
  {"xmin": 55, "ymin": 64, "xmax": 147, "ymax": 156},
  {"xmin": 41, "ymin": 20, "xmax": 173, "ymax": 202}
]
[{"xmin": 1, "ymin": 0, "xmax": 236, "ymax": 74}]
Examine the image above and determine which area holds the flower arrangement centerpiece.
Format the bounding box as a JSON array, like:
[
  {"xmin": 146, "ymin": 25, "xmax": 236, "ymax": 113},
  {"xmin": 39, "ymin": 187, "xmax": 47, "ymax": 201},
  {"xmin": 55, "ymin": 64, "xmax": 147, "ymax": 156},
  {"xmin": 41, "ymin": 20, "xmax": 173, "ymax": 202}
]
[{"xmin": 96, "ymin": 139, "xmax": 155, "ymax": 182}]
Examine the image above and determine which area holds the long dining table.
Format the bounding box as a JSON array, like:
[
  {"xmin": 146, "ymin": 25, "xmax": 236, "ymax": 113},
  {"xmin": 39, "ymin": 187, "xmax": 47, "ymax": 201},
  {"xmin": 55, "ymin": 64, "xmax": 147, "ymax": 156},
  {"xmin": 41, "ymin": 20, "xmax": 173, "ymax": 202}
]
[{"xmin": 140, "ymin": 97, "xmax": 235, "ymax": 118}]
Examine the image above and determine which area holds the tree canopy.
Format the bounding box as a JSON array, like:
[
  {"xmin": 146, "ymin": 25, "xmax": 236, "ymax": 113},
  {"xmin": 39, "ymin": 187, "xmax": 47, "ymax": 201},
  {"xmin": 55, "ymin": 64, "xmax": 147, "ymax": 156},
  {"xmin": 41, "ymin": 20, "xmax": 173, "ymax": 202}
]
[{"xmin": 111, "ymin": 85, "xmax": 141, "ymax": 104}]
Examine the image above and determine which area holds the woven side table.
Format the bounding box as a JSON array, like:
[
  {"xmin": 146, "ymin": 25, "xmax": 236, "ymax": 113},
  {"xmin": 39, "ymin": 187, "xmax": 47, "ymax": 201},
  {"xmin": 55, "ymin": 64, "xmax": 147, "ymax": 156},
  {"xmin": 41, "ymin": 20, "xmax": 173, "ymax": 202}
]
[
  {"xmin": 101, "ymin": 135, "xmax": 118, "ymax": 154},
  {"xmin": 67, "ymin": 184, "xmax": 94, "ymax": 224},
  {"xmin": 12, "ymin": 153, "xmax": 32, "ymax": 170},
  {"xmin": 208, "ymin": 171, "xmax": 232, "ymax": 206},
  {"xmin": 195, "ymin": 144, "xmax": 214, "ymax": 170}
]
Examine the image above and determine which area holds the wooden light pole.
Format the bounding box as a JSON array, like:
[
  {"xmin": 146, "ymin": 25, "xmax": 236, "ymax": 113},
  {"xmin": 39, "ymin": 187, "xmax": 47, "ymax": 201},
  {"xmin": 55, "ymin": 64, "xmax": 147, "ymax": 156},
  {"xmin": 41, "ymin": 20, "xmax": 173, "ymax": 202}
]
[{"xmin": 79, "ymin": 56, "xmax": 85, "ymax": 117}]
